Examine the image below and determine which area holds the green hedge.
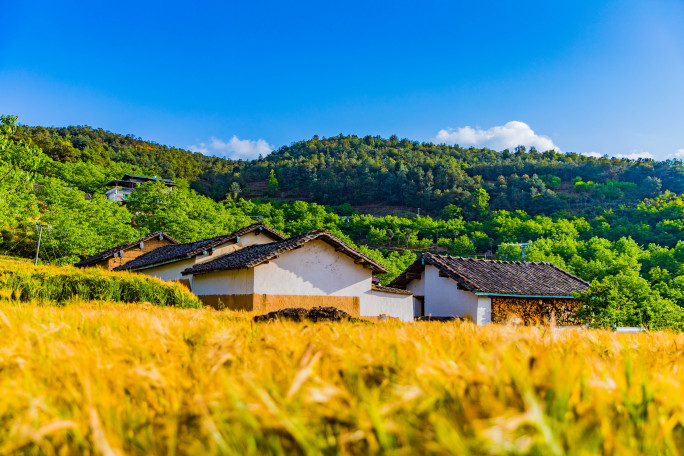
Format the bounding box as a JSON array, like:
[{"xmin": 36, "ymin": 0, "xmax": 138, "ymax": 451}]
[{"xmin": 0, "ymin": 260, "xmax": 201, "ymax": 308}]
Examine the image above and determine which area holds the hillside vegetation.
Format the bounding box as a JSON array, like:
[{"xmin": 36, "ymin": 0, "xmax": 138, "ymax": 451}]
[
  {"xmin": 15, "ymin": 122, "xmax": 684, "ymax": 215},
  {"xmin": 4, "ymin": 114, "xmax": 684, "ymax": 328},
  {"xmin": 0, "ymin": 299, "xmax": 681, "ymax": 454}
]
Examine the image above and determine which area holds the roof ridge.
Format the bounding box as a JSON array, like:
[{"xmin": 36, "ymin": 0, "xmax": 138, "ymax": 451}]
[
  {"xmin": 433, "ymin": 254, "xmax": 563, "ymax": 267},
  {"xmin": 542, "ymin": 262, "xmax": 591, "ymax": 286}
]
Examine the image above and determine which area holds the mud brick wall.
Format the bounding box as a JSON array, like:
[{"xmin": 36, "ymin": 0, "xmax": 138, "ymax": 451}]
[{"xmin": 491, "ymin": 297, "xmax": 581, "ymax": 325}]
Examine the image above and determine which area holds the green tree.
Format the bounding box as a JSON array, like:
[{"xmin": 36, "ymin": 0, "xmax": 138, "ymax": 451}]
[
  {"xmin": 228, "ymin": 182, "xmax": 241, "ymax": 200},
  {"xmin": 267, "ymin": 170, "xmax": 279, "ymax": 196},
  {"xmin": 0, "ymin": 115, "xmax": 44, "ymax": 244},
  {"xmin": 574, "ymin": 274, "xmax": 684, "ymax": 330},
  {"xmin": 473, "ymin": 188, "xmax": 490, "ymax": 219}
]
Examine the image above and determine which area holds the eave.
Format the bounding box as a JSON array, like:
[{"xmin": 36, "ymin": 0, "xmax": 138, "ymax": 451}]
[{"xmin": 474, "ymin": 292, "xmax": 575, "ymax": 299}]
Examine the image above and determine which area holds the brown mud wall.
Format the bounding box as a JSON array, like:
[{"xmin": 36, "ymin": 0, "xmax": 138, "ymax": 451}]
[
  {"xmin": 197, "ymin": 294, "xmax": 255, "ymax": 311},
  {"xmin": 253, "ymin": 294, "xmax": 360, "ymax": 316},
  {"xmin": 491, "ymin": 297, "xmax": 581, "ymax": 325},
  {"xmin": 196, "ymin": 293, "xmax": 360, "ymax": 316}
]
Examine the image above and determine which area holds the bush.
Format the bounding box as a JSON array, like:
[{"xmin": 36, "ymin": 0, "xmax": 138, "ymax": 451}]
[
  {"xmin": 573, "ymin": 274, "xmax": 684, "ymax": 331},
  {"xmin": 0, "ymin": 259, "xmax": 201, "ymax": 308}
]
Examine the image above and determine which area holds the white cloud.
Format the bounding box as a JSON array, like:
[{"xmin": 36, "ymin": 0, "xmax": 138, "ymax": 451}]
[
  {"xmin": 433, "ymin": 121, "xmax": 560, "ymax": 152},
  {"xmin": 581, "ymin": 151, "xmax": 604, "ymax": 158},
  {"xmin": 614, "ymin": 150, "xmax": 655, "ymax": 160},
  {"xmin": 189, "ymin": 136, "xmax": 273, "ymax": 160},
  {"xmin": 675, "ymin": 149, "xmax": 684, "ymax": 158}
]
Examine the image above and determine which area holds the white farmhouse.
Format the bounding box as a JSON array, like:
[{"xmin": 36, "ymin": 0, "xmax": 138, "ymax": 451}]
[
  {"xmin": 114, "ymin": 224, "xmax": 285, "ymax": 290},
  {"xmin": 389, "ymin": 253, "xmax": 589, "ymax": 325},
  {"xmin": 105, "ymin": 174, "xmax": 177, "ymax": 202},
  {"xmin": 181, "ymin": 229, "xmax": 414, "ymax": 321}
]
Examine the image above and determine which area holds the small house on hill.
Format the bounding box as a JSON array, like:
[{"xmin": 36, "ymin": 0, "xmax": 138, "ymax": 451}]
[
  {"xmin": 181, "ymin": 229, "xmax": 414, "ymax": 321},
  {"xmin": 114, "ymin": 223, "xmax": 285, "ymax": 290},
  {"xmin": 389, "ymin": 253, "xmax": 589, "ymax": 325},
  {"xmin": 74, "ymin": 232, "xmax": 179, "ymax": 270},
  {"xmin": 105, "ymin": 174, "xmax": 176, "ymax": 202}
]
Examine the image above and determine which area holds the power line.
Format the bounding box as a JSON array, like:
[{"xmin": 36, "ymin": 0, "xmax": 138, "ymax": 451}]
[
  {"xmin": 1, "ymin": 232, "xmax": 31, "ymax": 256},
  {"xmin": 47, "ymin": 233, "xmax": 59, "ymax": 261},
  {"xmin": 39, "ymin": 237, "xmax": 53, "ymax": 263},
  {"xmin": 45, "ymin": 228, "xmax": 64, "ymax": 260}
]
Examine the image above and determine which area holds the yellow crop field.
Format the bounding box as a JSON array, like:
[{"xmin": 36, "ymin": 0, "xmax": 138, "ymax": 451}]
[{"xmin": 0, "ymin": 297, "xmax": 682, "ymax": 455}]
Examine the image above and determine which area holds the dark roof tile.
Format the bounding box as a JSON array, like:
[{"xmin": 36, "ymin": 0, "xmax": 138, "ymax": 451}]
[{"xmin": 371, "ymin": 285, "xmax": 413, "ymax": 295}]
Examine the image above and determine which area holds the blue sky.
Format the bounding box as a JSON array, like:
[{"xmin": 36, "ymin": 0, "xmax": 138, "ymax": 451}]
[{"xmin": 1, "ymin": 0, "xmax": 683, "ymax": 160}]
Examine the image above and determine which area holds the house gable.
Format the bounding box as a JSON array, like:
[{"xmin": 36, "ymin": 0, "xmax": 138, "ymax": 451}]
[
  {"xmin": 406, "ymin": 265, "xmax": 479, "ymax": 320},
  {"xmin": 253, "ymin": 239, "xmax": 372, "ymax": 297}
]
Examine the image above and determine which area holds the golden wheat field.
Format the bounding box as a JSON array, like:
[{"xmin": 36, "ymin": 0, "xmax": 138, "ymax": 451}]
[{"xmin": 0, "ymin": 301, "xmax": 682, "ymax": 455}]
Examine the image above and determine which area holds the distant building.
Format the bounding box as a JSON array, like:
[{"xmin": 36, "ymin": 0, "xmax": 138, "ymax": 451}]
[
  {"xmin": 180, "ymin": 229, "xmax": 414, "ymax": 321},
  {"xmin": 74, "ymin": 232, "xmax": 180, "ymax": 270},
  {"xmin": 114, "ymin": 223, "xmax": 286, "ymax": 290},
  {"xmin": 105, "ymin": 174, "xmax": 176, "ymax": 202},
  {"xmin": 389, "ymin": 253, "xmax": 589, "ymax": 325}
]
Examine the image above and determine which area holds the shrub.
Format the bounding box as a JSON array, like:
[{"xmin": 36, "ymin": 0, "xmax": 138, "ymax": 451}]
[
  {"xmin": 0, "ymin": 259, "xmax": 201, "ymax": 308},
  {"xmin": 573, "ymin": 273, "xmax": 684, "ymax": 331}
]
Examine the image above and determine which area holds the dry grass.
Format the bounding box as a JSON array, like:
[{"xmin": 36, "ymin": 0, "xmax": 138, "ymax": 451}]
[{"xmin": 0, "ymin": 299, "xmax": 682, "ymax": 455}]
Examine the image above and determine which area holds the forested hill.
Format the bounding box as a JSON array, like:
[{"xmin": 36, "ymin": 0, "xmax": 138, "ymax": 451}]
[
  {"xmin": 17, "ymin": 124, "xmax": 684, "ymax": 217},
  {"xmin": 6, "ymin": 115, "xmax": 684, "ymax": 329}
]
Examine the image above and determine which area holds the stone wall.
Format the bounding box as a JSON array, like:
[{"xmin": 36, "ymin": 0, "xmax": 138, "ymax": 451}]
[{"xmin": 490, "ymin": 297, "xmax": 581, "ymax": 325}]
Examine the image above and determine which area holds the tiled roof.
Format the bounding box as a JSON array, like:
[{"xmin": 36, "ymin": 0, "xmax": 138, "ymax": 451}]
[
  {"xmin": 114, "ymin": 223, "xmax": 285, "ymax": 271},
  {"xmin": 389, "ymin": 252, "xmax": 589, "ymax": 297},
  {"xmin": 74, "ymin": 232, "xmax": 180, "ymax": 267},
  {"xmin": 371, "ymin": 285, "xmax": 413, "ymax": 295},
  {"xmin": 123, "ymin": 174, "xmax": 176, "ymax": 183},
  {"xmin": 105, "ymin": 174, "xmax": 177, "ymax": 189},
  {"xmin": 182, "ymin": 229, "xmax": 389, "ymax": 276}
]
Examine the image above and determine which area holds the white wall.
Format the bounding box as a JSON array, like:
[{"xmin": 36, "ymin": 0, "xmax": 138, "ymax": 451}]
[
  {"xmin": 406, "ymin": 270, "xmax": 425, "ymax": 296},
  {"xmin": 195, "ymin": 231, "xmax": 276, "ymax": 265},
  {"xmin": 192, "ymin": 268, "xmax": 255, "ymax": 295},
  {"xmin": 408, "ymin": 265, "xmax": 479, "ymax": 321},
  {"xmin": 406, "ymin": 270, "xmax": 425, "ymax": 317},
  {"xmin": 476, "ymin": 296, "xmax": 492, "ymax": 325},
  {"xmin": 362, "ymin": 290, "xmax": 414, "ymax": 322},
  {"xmin": 254, "ymin": 240, "xmax": 372, "ymax": 297},
  {"xmin": 238, "ymin": 230, "xmax": 279, "ymax": 248},
  {"xmin": 138, "ymin": 258, "xmax": 195, "ymax": 283}
]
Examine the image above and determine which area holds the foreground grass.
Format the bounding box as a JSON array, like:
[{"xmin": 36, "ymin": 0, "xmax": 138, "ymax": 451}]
[{"xmin": 0, "ymin": 301, "xmax": 682, "ymax": 455}]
